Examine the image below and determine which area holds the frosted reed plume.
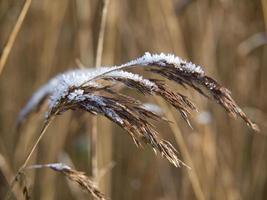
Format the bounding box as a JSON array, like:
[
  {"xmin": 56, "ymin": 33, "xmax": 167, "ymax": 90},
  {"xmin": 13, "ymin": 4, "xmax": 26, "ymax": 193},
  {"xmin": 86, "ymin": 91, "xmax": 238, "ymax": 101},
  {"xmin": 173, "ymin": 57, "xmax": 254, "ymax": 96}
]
[
  {"xmin": 18, "ymin": 52, "xmax": 259, "ymax": 167},
  {"xmin": 27, "ymin": 163, "xmax": 106, "ymax": 200}
]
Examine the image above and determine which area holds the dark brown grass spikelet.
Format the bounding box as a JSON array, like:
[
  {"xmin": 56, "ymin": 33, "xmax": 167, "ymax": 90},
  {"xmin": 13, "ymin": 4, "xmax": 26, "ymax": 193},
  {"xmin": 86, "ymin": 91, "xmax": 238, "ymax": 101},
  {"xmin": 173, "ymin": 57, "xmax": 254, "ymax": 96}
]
[
  {"xmin": 103, "ymin": 76, "xmax": 155, "ymax": 94},
  {"xmin": 57, "ymin": 168, "xmax": 106, "ymax": 200},
  {"xmin": 27, "ymin": 163, "xmax": 106, "ymax": 200},
  {"xmin": 149, "ymin": 65, "xmax": 259, "ymax": 131},
  {"xmin": 151, "ymin": 80, "xmax": 196, "ymax": 127},
  {"xmin": 158, "ymin": 140, "xmax": 189, "ymax": 167},
  {"xmin": 103, "ymin": 76, "xmax": 196, "ymax": 127},
  {"xmin": 200, "ymin": 76, "xmax": 260, "ymax": 131},
  {"xmin": 80, "ymin": 93, "xmax": 187, "ymax": 167},
  {"xmin": 49, "ymin": 89, "xmax": 187, "ymax": 167}
]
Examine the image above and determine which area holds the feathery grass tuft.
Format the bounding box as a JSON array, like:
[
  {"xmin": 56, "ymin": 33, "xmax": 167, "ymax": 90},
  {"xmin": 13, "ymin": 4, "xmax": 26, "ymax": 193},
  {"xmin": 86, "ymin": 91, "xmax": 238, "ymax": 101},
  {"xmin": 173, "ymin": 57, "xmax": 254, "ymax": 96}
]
[{"xmin": 17, "ymin": 52, "xmax": 259, "ymax": 169}]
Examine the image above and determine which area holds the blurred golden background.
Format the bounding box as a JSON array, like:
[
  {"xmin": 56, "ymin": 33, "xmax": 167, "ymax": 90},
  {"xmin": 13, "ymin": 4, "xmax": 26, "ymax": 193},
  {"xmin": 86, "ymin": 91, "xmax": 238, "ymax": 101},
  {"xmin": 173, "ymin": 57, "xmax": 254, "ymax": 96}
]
[{"xmin": 0, "ymin": 0, "xmax": 267, "ymax": 199}]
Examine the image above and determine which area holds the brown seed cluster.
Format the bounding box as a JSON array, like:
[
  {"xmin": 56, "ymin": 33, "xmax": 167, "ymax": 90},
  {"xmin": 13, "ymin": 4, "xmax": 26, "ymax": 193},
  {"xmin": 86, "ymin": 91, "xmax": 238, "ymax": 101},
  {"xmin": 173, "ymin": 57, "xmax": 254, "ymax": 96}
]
[{"xmin": 18, "ymin": 52, "xmax": 259, "ymax": 170}]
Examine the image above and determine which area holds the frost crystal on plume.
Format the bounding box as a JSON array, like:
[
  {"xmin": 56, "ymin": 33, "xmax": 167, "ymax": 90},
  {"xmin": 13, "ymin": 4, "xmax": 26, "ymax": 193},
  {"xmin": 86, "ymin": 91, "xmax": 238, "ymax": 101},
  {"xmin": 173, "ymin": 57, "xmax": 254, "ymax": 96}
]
[{"xmin": 124, "ymin": 52, "xmax": 204, "ymax": 75}]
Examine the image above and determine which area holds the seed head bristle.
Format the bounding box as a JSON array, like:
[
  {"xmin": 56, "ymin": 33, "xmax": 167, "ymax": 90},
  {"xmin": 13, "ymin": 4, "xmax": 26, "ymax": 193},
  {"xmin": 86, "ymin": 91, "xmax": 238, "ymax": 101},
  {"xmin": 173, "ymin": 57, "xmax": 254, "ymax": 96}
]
[{"xmin": 27, "ymin": 163, "xmax": 106, "ymax": 200}]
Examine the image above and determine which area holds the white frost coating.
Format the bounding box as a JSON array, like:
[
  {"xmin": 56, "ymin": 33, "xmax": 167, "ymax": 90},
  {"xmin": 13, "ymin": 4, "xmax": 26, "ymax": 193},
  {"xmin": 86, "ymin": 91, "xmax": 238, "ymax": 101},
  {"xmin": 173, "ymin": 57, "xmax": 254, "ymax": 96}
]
[
  {"xmin": 50, "ymin": 68, "xmax": 158, "ymax": 108},
  {"xmin": 105, "ymin": 70, "xmax": 157, "ymax": 89},
  {"xmin": 84, "ymin": 94, "xmax": 106, "ymax": 106},
  {"xmin": 67, "ymin": 89, "xmax": 84, "ymax": 101},
  {"xmin": 18, "ymin": 69, "xmax": 102, "ymax": 122},
  {"xmin": 27, "ymin": 163, "xmax": 71, "ymax": 171},
  {"xmin": 105, "ymin": 108, "xmax": 124, "ymax": 124},
  {"xmin": 46, "ymin": 163, "xmax": 71, "ymax": 171},
  {"xmin": 19, "ymin": 52, "xmax": 205, "ymax": 122},
  {"xmin": 121, "ymin": 52, "xmax": 204, "ymax": 75},
  {"xmin": 17, "ymin": 77, "xmax": 59, "ymax": 123},
  {"xmin": 19, "ymin": 67, "xmax": 156, "ymax": 119},
  {"xmin": 78, "ymin": 94, "xmax": 124, "ymax": 124},
  {"xmin": 49, "ymin": 68, "xmax": 110, "ymax": 108}
]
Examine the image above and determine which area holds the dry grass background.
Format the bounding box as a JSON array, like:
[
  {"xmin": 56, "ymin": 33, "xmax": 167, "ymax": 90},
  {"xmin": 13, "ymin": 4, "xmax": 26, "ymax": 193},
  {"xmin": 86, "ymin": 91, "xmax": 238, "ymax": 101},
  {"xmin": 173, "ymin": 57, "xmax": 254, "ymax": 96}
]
[{"xmin": 0, "ymin": 0, "xmax": 267, "ymax": 199}]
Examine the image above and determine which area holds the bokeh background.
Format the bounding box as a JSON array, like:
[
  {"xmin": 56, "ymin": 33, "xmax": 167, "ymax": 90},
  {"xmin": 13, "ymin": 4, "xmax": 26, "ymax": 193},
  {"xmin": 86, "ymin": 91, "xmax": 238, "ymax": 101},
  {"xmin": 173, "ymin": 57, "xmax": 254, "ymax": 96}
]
[{"xmin": 0, "ymin": 0, "xmax": 267, "ymax": 199}]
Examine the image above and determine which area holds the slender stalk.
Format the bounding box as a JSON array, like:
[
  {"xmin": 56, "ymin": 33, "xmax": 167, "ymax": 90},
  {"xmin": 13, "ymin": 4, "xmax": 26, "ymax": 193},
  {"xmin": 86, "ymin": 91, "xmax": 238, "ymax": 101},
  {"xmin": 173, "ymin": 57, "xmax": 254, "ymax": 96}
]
[
  {"xmin": 0, "ymin": 0, "xmax": 32, "ymax": 77},
  {"xmin": 95, "ymin": 0, "xmax": 110, "ymax": 68},
  {"xmin": 91, "ymin": 117, "xmax": 98, "ymax": 180},
  {"xmin": 5, "ymin": 116, "xmax": 54, "ymax": 200},
  {"xmin": 92, "ymin": 0, "xmax": 110, "ymax": 182},
  {"xmin": 155, "ymin": 97, "xmax": 205, "ymax": 200},
  {"xmin": 21, "ymin": 118, "xmax": 54, "ymax": 169}
]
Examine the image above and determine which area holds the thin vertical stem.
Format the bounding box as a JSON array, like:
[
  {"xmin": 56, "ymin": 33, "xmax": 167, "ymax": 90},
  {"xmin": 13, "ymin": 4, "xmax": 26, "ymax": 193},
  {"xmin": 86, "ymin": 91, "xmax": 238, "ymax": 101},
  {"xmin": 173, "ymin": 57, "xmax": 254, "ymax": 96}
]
[
  {"xmin": 92, "ymin": 0, "xmax": 110, "ymax": 182},
  {"xmin": 0, "ymin": 0, "xmax": 32, "ymax": 77},
  {"xmin": 95, "ymin": 0, "xmax": 110, "ymax": 68},
  {"xmin": 155, "ymin": 97, "xmax": 205, "ymax": 200},
  {"xmin": 20, "ymin": 118, "xmax": 54, "ymax": 170}
]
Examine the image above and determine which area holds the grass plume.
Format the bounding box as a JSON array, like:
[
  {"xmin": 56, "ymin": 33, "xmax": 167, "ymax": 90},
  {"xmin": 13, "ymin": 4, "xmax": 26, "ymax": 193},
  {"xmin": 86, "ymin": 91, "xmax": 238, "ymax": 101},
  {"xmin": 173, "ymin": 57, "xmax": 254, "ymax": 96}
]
[{"xmin": 17, "ymin": 52, "xmax": 259, "ymax": 171}]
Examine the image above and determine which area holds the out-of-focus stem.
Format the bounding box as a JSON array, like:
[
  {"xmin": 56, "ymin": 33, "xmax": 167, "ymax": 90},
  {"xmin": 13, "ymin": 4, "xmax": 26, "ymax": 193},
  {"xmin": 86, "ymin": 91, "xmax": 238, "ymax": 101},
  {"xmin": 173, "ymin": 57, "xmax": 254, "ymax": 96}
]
[
  {"xmin": 0, "ymin": 0, "xmax": 32, "ymax": 77},
  {"xmin": 92, "ymin": 0, "xmax": 110, "ymax": 182},
  {"xmin": 155, "ymin": 97, "xmax": 205, "ymax": 200}
]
